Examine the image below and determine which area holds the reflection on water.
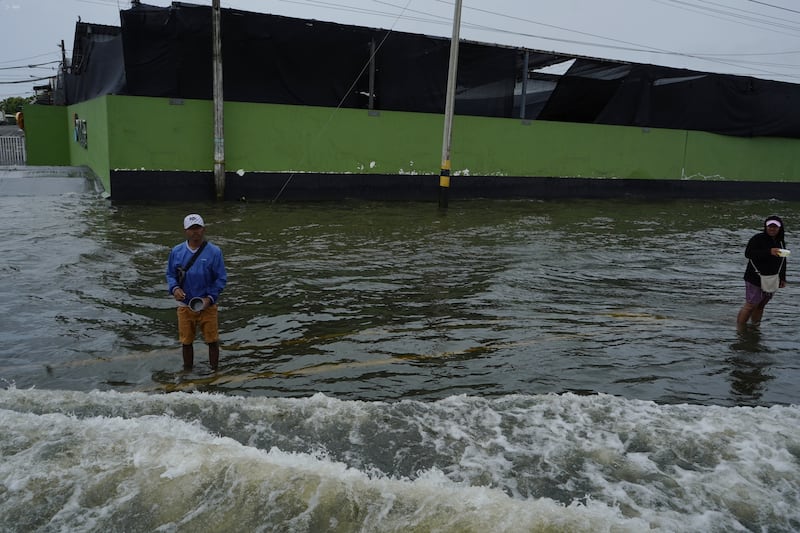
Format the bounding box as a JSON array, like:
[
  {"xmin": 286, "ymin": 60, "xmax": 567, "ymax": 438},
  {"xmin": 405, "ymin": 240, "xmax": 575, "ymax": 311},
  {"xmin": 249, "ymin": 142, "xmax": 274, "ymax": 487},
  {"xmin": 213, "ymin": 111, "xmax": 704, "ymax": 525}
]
[
  {"xmin": 731, "ymin": 326, "xmax": 769, "ymax": 354},
  {"xmin": 1, "ymin": 192, "xmax": 799, "ymax": 406},
  {"xmin": 728, "ymin": 327, "xmax": 775, "ymax": 403}
]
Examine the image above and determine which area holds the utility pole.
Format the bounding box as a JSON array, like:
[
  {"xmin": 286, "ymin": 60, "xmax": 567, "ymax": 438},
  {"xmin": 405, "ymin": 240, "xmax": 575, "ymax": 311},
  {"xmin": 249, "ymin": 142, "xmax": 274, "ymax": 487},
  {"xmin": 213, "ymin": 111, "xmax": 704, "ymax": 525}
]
[
  {"xmin": 212, "ymin": 0, "xmax": 225, "ymax": 200},
  {"xmin": 438, "ymin": 0, "xmax": 463, "ymax": 209},
  {"xmin": 60, "ymin": 40, "xmax": 67, "ymax": 73}
]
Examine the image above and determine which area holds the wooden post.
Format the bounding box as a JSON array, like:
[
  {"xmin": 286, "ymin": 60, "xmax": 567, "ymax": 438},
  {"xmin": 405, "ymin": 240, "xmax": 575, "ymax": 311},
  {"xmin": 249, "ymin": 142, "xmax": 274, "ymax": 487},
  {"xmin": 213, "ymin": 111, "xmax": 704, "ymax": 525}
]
[
  {"xmin": 212, "ymin": 0, "xmax": 225, "ymax": 200},
  {"xmin": 520, "ymin": 51, "xmax": 529, "ymax": 120},
  {"xmin": 368, "ymin": 39, "xmax": 376, "ymax": 111}
]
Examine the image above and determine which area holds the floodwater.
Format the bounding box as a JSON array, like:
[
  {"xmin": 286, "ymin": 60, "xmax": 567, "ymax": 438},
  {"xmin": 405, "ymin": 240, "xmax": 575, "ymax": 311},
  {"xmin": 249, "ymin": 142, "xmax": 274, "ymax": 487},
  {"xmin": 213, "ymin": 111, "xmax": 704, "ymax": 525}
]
[{"xmin": 1, "ymin": 170, "xmax": 799, "ymax": 532}]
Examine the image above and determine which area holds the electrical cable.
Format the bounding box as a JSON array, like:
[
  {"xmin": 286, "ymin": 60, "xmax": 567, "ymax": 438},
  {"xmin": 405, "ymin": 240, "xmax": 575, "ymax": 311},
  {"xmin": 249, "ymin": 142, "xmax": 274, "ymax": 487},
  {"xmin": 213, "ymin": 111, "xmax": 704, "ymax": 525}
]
[
  {"xmin": 359, "ymin": 0, "xmax": 800, "ymax": 79},
  {"xmin": 271, "ymin": 0, "xmax": 416, "ymax": 202},
  {"xmin": 0, "ymin": 61, "xmax": 61, "ymax": 71},
  {"xmin": 658, "ymin": 0, "xmax": 800, "ymax": 34},
  {"xmin": 746, "ymin": 0, "xmax": 800, "ymax": 16}
]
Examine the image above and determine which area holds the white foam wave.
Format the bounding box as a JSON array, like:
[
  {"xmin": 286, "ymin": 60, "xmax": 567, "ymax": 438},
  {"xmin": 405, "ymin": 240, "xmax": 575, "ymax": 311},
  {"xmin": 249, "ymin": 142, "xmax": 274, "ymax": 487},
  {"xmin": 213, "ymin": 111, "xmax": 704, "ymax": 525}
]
[
  {"xmin": 1, "ymin": 388, "xmax": 799, "ymax": 532},
  {"xmin": 1, "ymin": 406, "xmax": 647, "ymax": 532}
]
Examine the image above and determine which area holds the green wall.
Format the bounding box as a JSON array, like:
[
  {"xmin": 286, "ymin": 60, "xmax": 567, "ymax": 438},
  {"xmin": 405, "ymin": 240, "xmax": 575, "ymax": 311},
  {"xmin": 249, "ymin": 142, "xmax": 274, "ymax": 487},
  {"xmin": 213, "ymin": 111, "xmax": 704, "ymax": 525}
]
[
  {"xmin": 221, "ymin": 101, "xmax": 689, "ymax": 180},
  {"xmin": 452, "ymin": 117, "xmax": 686, "ymax": 179},
  {"xmin": 23, "ymin": 104, "xmax": 69, "ymax": 166},
  {"xmin": 684, "ymin": 131, "xmax": 800, "ymax": 181},
  {"xmin": 24, "ymin": 99, "xmax": 112, "ymax": 191},
  {"xmin": 101, "ymin": 95, "xmax": 799, "ymax": 183},
  {"xmin": 25, "ymin": 94, "xmax": 800, "ymax": 195},
  {"xmin": 67, "ymin": 98, "xmax": 111, "ymax": 192},
  {"xmin": 106, "ymin": 95, "xmax": 213, "ymax": 172}
]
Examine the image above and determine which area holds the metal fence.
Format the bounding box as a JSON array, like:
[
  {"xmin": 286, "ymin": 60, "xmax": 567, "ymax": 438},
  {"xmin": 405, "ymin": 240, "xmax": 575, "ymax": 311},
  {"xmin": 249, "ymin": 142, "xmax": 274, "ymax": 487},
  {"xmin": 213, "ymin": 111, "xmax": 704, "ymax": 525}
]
[{"xmin": 0, "ymin": 136, "xmax": 26, "ymax": 164}]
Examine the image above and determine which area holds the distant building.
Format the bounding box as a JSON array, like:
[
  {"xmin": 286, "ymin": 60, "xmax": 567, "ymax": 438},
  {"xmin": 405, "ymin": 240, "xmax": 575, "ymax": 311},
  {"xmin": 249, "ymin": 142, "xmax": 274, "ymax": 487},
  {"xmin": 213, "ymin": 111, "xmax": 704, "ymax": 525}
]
[{"xmin": 22, "ymin": 1, "xmax": 800, "ymax": 201}]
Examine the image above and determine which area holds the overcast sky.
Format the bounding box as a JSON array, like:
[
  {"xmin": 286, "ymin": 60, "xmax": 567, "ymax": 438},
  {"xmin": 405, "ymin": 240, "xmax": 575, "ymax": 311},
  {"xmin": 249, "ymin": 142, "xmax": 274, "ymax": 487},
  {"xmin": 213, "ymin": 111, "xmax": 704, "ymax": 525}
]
[{"xmin": 2, "ymin": 0, "xmax": 800, "ymax": 99}]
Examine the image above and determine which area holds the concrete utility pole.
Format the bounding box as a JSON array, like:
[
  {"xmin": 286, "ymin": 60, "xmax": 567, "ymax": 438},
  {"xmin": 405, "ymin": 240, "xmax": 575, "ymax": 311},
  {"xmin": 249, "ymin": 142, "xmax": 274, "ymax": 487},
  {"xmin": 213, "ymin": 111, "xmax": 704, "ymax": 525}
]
[
  {"xmin": 212, "ymin": 0, "xmax": 225, "ymax": 200},
  {"xmin": 438, "ymin": 0, "xmax": 463, "ymax": 209}
]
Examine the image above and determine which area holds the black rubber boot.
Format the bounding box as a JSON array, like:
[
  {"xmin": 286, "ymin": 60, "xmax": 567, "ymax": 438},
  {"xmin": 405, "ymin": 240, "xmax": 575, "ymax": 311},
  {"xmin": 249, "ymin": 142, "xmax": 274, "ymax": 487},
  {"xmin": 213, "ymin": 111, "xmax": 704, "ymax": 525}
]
[
  {"xmin": 208, "ymin": 342, "xmax": 219, "ymax": 371},
  {"xmin": 182, "ymin": 344, "xmax": 194, "ymax": 371}
]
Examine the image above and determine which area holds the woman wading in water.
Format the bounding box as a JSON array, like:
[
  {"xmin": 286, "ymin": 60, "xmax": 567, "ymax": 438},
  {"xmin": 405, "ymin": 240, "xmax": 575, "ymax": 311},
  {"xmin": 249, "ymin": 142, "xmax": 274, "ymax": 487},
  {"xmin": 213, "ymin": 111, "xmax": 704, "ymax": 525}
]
[{"xmin": 737, "ymin": 215, "xmax": 788, "ymax": 329}]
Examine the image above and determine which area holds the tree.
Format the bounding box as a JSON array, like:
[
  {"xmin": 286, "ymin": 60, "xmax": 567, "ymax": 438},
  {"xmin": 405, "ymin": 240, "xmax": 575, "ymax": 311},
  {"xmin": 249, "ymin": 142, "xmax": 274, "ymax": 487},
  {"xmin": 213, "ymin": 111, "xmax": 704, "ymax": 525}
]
[{"xmin": 1, "ymin": 96, "xmax": 32, "ymax": 115}]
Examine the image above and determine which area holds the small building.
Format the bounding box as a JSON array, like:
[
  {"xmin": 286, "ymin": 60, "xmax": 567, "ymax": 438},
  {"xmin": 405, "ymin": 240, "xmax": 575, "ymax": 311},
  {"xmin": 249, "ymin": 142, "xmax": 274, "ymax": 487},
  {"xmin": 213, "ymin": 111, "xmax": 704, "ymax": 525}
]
[{"xmin": 22, "ymin": 1, "xmax": 800, "ymax": 202}]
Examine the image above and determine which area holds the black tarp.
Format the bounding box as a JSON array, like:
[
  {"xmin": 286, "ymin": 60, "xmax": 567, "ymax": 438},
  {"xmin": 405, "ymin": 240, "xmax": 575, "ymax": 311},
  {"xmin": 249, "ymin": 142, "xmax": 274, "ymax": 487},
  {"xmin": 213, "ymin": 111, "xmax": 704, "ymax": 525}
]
[
  {"xmin": 118, "ymin": 3, "xmax": 518, "ymax": 117},
  {"xmin": 63, "ymin": 35, "xmax": 127, "ymax": 104},
  {"xmin": 60, "ymin": 22, "xmax": 126, "ymax": 104},
  {"xmin": 538, "ymin": 59, "xmax": 800, "ymax": 138},
  {"xmin": 64, "ymin": 1, "xmax": 800, "ymax": 139}
]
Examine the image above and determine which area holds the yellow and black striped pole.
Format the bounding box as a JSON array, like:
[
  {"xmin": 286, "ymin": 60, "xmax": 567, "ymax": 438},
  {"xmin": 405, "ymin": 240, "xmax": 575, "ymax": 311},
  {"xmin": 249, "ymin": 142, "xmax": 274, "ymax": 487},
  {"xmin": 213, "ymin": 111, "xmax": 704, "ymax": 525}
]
[
  {"xmin": 438, "ymin": 0, "xmax": 462, "ymax": 209},
  {"xmin": 439, "ymin": 160, "xmax": 451, "ymax": 208}
]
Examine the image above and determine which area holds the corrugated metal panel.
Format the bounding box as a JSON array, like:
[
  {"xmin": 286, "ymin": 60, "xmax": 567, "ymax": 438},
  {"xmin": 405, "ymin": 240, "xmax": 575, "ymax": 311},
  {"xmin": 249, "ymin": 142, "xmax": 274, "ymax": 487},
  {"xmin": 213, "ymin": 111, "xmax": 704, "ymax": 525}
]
[{"xmin": 0, "ymin": 136, "xmax": 26, "ymax": 165}]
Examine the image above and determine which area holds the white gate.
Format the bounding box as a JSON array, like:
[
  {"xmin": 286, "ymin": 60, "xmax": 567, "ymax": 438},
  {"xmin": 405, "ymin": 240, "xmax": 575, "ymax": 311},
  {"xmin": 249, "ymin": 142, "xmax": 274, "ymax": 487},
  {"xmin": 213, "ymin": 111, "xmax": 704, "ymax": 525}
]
[{"xmin": 0, "ymin": 136, "xmax": 26, "ymax": 164}]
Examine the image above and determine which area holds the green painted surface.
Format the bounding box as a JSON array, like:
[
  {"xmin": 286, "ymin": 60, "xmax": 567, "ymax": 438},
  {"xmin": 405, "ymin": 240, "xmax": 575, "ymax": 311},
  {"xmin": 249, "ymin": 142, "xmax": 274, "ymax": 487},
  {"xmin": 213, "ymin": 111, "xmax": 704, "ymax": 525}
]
[
  {"xmin": 24, "ymin": 94, "xmax": 800, "ymax": 190},
  {"xmin": 224, "ymin": 103, "xmax": 688, "ymax": 180},
  {"xmin": 106, "ymin": 95, "xmax": 212, "ymax": 172},
  {"xmin": 67, "ymin": 98, "xmax": 111, "ymax": 192},
  {"xmin": 22, "ymin": 104, "xmax": 69, "ymax": 166},
  {"xmin": 451, "ymin": 117, "xmax": 686, "ymax": 179},
  {"xmin": 224, "ymin": 102, "xmax": 441, "ymax": 175},
  {"xmin": 684, "ymin": 131, "xmax": 800, "ymax": 181},
  {"xmin": 23, "ymin": 99, "xmax": 112, "ymax": 192}
]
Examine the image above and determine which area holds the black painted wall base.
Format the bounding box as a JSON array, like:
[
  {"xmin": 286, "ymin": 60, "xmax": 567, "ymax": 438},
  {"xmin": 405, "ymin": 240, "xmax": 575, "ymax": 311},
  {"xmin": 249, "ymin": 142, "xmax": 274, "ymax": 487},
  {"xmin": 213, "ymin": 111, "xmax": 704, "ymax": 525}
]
[{"xmin": 109, "ymin": 170, "xmax": 800, "ymax": 203}]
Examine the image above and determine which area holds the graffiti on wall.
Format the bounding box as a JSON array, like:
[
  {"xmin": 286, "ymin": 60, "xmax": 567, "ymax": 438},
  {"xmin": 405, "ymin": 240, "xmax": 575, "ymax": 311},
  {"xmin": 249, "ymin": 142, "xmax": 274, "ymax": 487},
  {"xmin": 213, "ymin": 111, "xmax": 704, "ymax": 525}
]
[{"xmin": 73, "ymin": 113, "xmax": 88, "ymax": 149}]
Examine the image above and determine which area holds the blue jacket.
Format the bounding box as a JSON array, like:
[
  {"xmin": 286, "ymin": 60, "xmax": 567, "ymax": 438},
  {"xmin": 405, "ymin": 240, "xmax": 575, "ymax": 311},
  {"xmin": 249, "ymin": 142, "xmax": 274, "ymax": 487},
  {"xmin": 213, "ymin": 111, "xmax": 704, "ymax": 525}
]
[{"xmin": 166, "ymin": 240, "xmax": 227, "ymax": 304}]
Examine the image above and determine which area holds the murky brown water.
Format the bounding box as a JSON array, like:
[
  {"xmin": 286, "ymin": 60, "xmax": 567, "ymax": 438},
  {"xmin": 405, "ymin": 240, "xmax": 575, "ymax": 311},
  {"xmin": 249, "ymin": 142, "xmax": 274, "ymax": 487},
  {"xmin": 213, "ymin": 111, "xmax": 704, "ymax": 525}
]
[{"xmin": 1, "ymin": 184, "xmax": 799, "ymax": 406}]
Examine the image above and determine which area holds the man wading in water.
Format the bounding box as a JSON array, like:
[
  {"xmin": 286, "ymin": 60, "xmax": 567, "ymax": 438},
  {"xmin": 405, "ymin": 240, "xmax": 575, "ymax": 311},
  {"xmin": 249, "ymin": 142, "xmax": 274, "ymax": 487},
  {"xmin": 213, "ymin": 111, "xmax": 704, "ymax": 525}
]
[
  {"xmin": 166, "ymin": 213, "xmax": 227, "ymax": 370},
  {"xmin": 737, "ymin": 215, "xmax": 788, "ymax": 329}
]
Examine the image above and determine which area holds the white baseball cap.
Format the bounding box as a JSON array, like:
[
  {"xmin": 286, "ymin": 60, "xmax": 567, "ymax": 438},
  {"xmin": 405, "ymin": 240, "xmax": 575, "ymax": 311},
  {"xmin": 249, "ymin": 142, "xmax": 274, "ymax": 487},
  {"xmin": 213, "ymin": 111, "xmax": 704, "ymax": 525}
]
[{"xmin": 183, "ymin": 213, "xmax": 205, "ymax": 229}]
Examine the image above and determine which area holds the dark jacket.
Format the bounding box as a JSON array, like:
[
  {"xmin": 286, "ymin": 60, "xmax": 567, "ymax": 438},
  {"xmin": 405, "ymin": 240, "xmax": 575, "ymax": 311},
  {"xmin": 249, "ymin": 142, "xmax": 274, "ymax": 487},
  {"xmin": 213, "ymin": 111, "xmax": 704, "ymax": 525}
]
[{"xmin": 744, "ymin": 232, "xmax": 787, "ymax": 286}]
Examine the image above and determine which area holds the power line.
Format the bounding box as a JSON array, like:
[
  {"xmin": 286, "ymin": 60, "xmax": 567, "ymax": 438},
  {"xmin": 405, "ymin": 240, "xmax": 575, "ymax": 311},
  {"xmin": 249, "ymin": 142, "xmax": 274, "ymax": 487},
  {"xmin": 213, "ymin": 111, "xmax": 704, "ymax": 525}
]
[
  {"xmin": 698, "ymin": 0, "xmax": 800, "ymax": 23},
  {"xmin": 6, "ymin": 0, "xmax": 799, "ymax": 97},
  {"xmin": 0, "ymin": 52, "xmax": 61, "ymax": 67},
  {"xmin": 429, "ymin": 0, "xmax": 800, "ymax": 80},
  {"xmin": 75, "ymin": 0, "xmax": 126, "ymax": 8},
  {"xmin": 746, "ymin": 0, "xmax": 800, "ymax": 16},
  {"xmin": 364, "ymin": 0, "xmax": 800, "ymax": 81},
  {"xmin": 685, "ymin": 48, "xmax": 800, "ymax": 56},
  {"xmin": 0, "ymin": 61, "xmax": 61, "ymax": 71},
  {"xmin": 0, "ymin": 76, "xmax": 54, "ymax": 85},
  {"xmin": 655, "ymin": 0, "xmax": 800, "ymax": 35}
]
